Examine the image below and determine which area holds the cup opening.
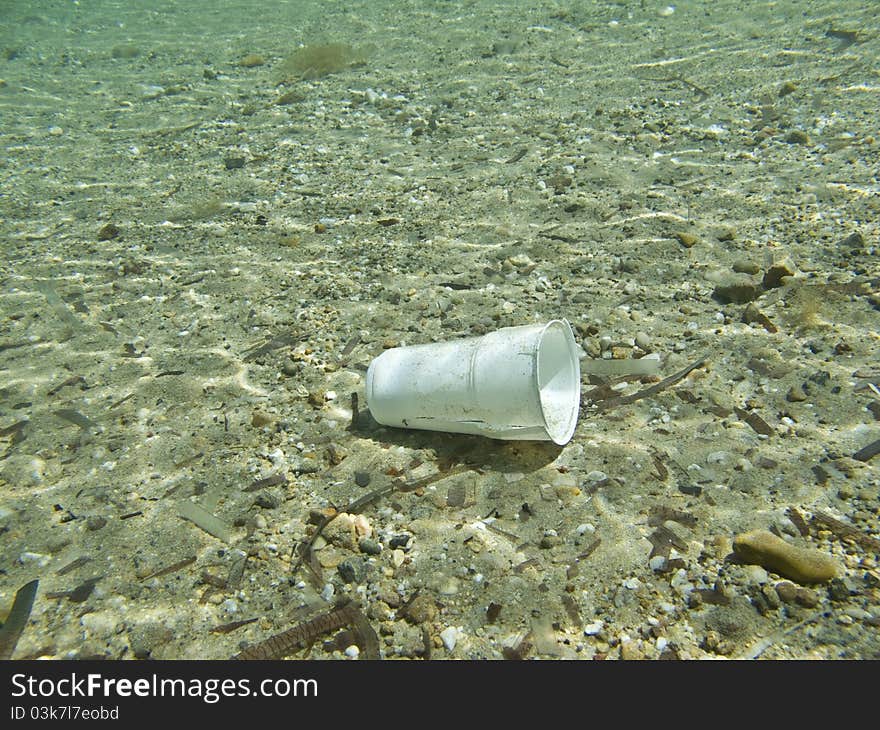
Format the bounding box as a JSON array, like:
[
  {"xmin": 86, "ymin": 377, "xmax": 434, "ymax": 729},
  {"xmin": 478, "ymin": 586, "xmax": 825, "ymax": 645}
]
[{"xmin": 536, "ymin": 321, "xmax": 581, "ymax": 445}]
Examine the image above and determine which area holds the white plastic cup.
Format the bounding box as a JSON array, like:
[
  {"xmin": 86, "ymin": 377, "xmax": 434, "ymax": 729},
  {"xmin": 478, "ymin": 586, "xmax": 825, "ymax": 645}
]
[{"xmin": 364, "ymin": 320, "xmax": 581, "ymax": 445}]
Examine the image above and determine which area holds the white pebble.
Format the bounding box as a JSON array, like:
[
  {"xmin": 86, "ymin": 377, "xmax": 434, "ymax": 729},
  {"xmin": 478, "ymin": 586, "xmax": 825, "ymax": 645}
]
[
  {"xmin": 583, "ymin": 620, "xmax": 604, "ymax": 636},
  {"xmin": 649, "ymin": 555, "xmax": 668, "ymax": 572},
  {"xmin": 344, "ymin": 645, "xmax": 360, "ymax": 658},
  {"xmin": 586, "ymin": 470, "xmax": 608, "ymax": 482},
  {"xmin": 576, "ymin": 523, "xmax": 595, "ymax": 535},
  {"xmin": 440, "ymin": 626, "xmax": 460, "ymax": 651}
]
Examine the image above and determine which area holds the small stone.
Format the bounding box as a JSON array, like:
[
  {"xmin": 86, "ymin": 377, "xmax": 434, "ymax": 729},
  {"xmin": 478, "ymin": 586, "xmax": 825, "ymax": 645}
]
[
  {"xmin": 786, "ymin": 385, "xmax": 808, "ymax": 402},
  {"xmin": 337, "ymin": 559, "xmax": 363, "ymax": 584},
  {"xmin": 733, "ymin": 529, "xmax": 839, "ymax": 584},
  {"xmin": 325, "ymin": 443, "xmax": 347, "ymax": 465},
  {"xmin": 344, "ymin": 644, "xmax": 360, "ymax": 658},
  {"xmin": 828, "ymin": 577, "xmax": 851, "ymax": 602},
  {"xmin": 315, "ymin": 547, "xmax": 344, "ymax": 569},
  {"xmin": 583, "ymin": 620, "xmax": 604, "ymax": 636},
  {"xmin": 717, "ymin": 227, "xmax": 737, "ymax": 242},
  {"xmin": 254, "ymin": 492, "xmax": 280, "ymax": 509},
  {"xmin": 778, "ymin": 81, "xmax": 798, "ymax": 97},
  {"xmin": 354, "ymin": 471, "xmax": 371, "ymax": 488},
  {"xmin": 440, "ymin": 626, "xmax": 460, "ymax": 652},
  {"xmin": 836, "ymin": 231, "xmax": 865, "ymax": 251},
  {"xmin": 634, "ymin": 332, "xmax": 652, "ymax": 351},
  {"xmin": 403, "ymin": 593, "xmax": 438, "ymax": 624},
  {"xmin": 713, "ymin": 280, "xmax": 761, "ymax": 304},
  {"xmin": 239, "ymin": 54, "xmax": 265, "ymax": 67},
  {"xmin": 762, "ymin": 259, "xmax": 796, "ymax": 289},
  {"xmin": 732, "ymin": 259, "xmax": 760, "ymax": 275},
  {"xmin": 785, "ymin": 130, "xmax": 810, "ymax": 145},
  {"xmin": 794, "ymin": 586, "xmax": 819, "ymax": 608},
  {"xmin": 324, "ymin": 513, "xmax": 357, "ymax": 550},
  {"xmin": 224, "ymin": 156, "xmax": 246, "ymax": 170},
  {"xmin": 97, "ymin": 223, "xmax": 121, "ymax": 241},
  {"xmin": 281, "ymin": 359, "xmax": 299, "ymax": 376},
  {"xmin": 358, "ymin": 537, "xmax": 382, "ymax": 555},
  {"xmin": 619, "ymin": 640, "xmax": 644, "ymax": 660},
  {"xmin": 85, "ymin": 515, "xmax": 107, "ymax": 531},
  {"xmin": 251, "ymin": 410, "xmax": 275, "ymax": 427},
  {"xmin": 128, "ymin": 623, "xmax": 173, "ymax": 660},
  {"xmin": 674, "ymin": 231, "xmax": 699, "ymax": 248},
  {"xmin": 775, "ymin": 580, "xmax": 799, "ymax": 603}
]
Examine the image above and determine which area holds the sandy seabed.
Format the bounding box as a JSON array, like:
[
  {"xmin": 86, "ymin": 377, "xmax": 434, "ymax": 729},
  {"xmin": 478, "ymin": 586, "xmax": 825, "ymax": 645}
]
[{"xmin": 1, "ymin": 0, "xmax": 878, "ymax": 660}]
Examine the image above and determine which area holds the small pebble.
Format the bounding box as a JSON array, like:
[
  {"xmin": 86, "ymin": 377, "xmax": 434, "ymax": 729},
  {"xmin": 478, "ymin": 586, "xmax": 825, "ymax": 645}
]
[
  {"xmin": 440, "ymin": 626, "xmax": 460, "ymax": 652},
  {"xmin": 634, "ymin": 332, "xmax": 652, "ymax": 351},
  {"xmin": 354, "ymin": 471, "xmax": 371, "ymax": 488},
  {"xmin": 583, "ymin": 620, "xmax": 603, "ymax": 636},
  {"xmin": 344, "ymin": 645, "xmax": 360, "ymax": 658},
  {"xmin": 358, "ymin": 538, "xmax": 382, "ymax": 555},
  {"xmin": 732, "ymin": 259, "xmax": 760, "ymax": 274},
  {"xmin": 86, "ymin": 515, "xmax": 107, "ymax": 531},
  {"xmin": 762, "ymin": 259, "xmax": 796, "ymax": 289},
  {"xmin": 674, "ymin": 231, "xmax": 699, "ymax": 248}
]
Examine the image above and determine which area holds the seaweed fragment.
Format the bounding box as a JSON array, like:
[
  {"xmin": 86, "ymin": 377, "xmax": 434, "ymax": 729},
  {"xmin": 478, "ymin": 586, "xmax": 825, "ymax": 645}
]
[
  {"xmin": 578, "ymin": 538, "xmax": 601, "ymax": 561},
  {"xmin": 232, "ymin": 602, "xmax": 361, "ymax": 660},
  {"xmin": 243, "ymin": 331, "xmax": 305, "ymax": 362},
  {"xmin": 348, "ymin": 605, "xmax": 380, "ymax": 659},
  {"xmin": 786, "ymin": 506, "xmax": 810, "ymax": 537},
  {"xmin": 734, "ymin": 407, "xmax": 774, "ymax": 436},
  {"xmin": 648, "ymin": 505, "xmax": 697, "ymax": 528},
  {"xmin": 812, "ymin": 511, "xmax": 880, "ymax": 553},
  {"xmin": 648, "ymin": 524, "xmax": 687, "ymax": 558},
  {"xmin": 852, "ymin": 438, "xmax": 880, "ymax": 463},
  {"xmin": 561, "ymin": 593, "xmax": 582, "ymax": 628},
  {"xmin": 0, "ymin": 419, "xmax": 28, "ymax": 451},
  {"xmin": 245, "ymin": 472, "xmax": 287, "ymax": 492},
  {"xmin": 140, "ymin": 555, "xmax": 197, "ymax": 580},
  {"xmin": 0, "ymin": 579, "xmax": 39, "ymax": 660},
  {"xmin": 45, "ymin": 576, "xmax": 100, "ymax": 603},
  {"xmin": 211, "ymin": 617, "xmax": 258, "ymax": 635},
  {"xmin": 56, "ymin": 556, "xmax": 92, "ymax": 575},
  {"xmin": 586, "ymin": 356, "xmax": 707, "ymax": 414},
  {"xmin": 47, "ymin": 375, "xmax": 87, "ymax": 396},
  {"xmin": 178, "ymin": 500, "xmax": 234, "ymax": 543},
  {"xmin": 53, "ymin": 409, "xmax": 97, "ymax": 432}
]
